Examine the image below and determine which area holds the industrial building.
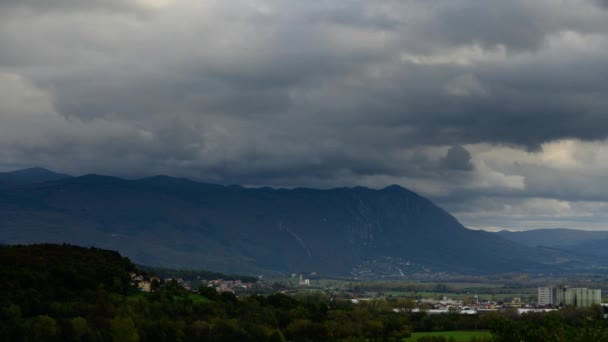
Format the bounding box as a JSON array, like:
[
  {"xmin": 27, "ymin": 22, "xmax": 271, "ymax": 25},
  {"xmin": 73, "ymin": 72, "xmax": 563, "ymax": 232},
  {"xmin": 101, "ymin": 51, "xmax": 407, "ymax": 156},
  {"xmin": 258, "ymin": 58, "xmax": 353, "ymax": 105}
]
[{"xmin": 538, "ymin": 287, "xmax": 602, "ymax": 308}]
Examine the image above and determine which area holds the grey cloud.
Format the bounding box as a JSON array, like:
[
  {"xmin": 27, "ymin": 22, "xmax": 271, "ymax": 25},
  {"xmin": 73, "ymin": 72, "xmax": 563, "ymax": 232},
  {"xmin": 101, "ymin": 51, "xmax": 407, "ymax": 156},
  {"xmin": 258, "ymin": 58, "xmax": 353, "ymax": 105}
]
[
  {"xmin": 596, "ymin": 0, "xmax": 608, "ymax": 8},
  {"xmin": 2, "ymin": 0, "xmax": 608, "ymax": 231},
  {"xmin": 6, "ymin": 1, "xmax": 608, "ymax": 150},
  {"xmin": 522, "ymin": 168, "xmax": 608, "ymax": 202},
  {"xmin": 450, "ymin": 195, "xmax": 608, "ymax": 231},
  {"xmin": 3, "ymin": 1, "xmax": 608, "ymax": 159},
  {"xmin": 440, "ymin": 146, "xmax": 474, "ymax": 171},
  {"xmin": 0, "ymin": 0, "xmax": 142, "ymax": 14},
  {"xmin": 423, "ymin": 1, "xmax": 550, "ymax": 51}
]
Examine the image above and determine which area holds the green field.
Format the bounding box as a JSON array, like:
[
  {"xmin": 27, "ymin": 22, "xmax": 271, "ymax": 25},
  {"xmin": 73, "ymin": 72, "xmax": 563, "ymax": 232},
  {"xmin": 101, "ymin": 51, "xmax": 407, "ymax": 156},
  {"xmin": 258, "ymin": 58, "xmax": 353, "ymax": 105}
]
[
  {"xmin": 404, "ymin": 331, "xmax": 492, "ymax": 341},
  {"xmin": 385, "ymin": 291, "xmax": 532, "ymax": 300}
]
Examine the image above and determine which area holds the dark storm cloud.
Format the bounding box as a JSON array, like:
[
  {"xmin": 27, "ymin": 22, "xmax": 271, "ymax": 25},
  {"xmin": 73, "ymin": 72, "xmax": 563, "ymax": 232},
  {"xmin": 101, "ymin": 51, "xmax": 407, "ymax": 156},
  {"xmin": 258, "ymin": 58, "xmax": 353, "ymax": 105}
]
[
  {"xmin": 420, "ymin": 2, "xmax": 550, "ymax": 51},
  {"xmin": 3, "ymin": 0, "xmax": 608, "ymax": 230},
  {"xmin": 3, "ymin": 1, "xmax": 608, "ymax": 161},
  {"xmin": 596, "ymin": 0, "xmax": 608, "ymax": 8},
  {"xmin": 440, "ymin": 146, "xmax": 474, "ymax": 171},
  {"xmin": 7, "ymin": 0, "xmax": 608, "ymax": 150}
]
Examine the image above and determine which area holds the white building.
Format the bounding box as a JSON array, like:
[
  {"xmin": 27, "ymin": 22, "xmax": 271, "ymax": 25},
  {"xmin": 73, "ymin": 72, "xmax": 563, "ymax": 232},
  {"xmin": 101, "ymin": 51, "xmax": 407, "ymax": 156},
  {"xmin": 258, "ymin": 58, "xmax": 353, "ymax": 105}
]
[
  {"xmin": 538, "ymin": 287, "xmax": 554, "ymax": 306},
  {"xmin": 298, "ymin": 274, "xmax": 310, "ymax": 286}
]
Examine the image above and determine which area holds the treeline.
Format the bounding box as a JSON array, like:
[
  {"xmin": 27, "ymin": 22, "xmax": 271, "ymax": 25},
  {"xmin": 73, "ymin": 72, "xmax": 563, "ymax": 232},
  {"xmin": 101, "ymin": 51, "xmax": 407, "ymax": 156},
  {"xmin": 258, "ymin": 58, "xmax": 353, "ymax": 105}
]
[
  {"xmin": 489, "ymin": 306, "xmax": 608, "ymax": 342},
  {"xmin": 1, "ymin": 244, "xmax": 608, "ymax": 341}
]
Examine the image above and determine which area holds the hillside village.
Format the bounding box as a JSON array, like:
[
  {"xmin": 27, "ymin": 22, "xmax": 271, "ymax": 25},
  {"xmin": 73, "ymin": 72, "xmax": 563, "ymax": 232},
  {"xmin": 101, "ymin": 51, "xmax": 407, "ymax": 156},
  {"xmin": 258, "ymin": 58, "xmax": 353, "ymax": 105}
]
[
  {"xmin": 130, "ymin": 271, "xmax": 608, "ymax": 319},
  {"xmin": 130, "ymin": 272, "xmax": 265, "ymax": 294}
]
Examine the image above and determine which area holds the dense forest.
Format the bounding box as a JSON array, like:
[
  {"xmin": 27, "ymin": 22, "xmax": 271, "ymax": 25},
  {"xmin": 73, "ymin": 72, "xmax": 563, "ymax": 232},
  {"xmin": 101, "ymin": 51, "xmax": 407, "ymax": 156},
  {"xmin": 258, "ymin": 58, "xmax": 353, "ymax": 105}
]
[{"xmin": 1, "ymin": 244, "xmax": 607, "ymax": 341}]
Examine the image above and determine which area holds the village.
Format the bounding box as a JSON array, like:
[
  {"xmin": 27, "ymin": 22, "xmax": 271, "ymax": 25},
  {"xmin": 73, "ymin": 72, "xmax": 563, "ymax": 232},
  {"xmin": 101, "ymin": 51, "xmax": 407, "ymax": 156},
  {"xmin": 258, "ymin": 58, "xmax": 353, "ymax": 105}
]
[
  {"xmin": 129, "ymin": 271, "xmax": 608, "ymax": 318},
  {"xmin": 130, "ymin": 272, "xmax": 265, "ymax": 294}
]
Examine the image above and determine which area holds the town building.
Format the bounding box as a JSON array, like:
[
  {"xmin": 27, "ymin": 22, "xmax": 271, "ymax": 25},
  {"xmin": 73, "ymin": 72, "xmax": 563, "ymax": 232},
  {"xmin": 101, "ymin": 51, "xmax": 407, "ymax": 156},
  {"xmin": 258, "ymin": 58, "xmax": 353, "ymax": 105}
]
[
  {"xmin": 538, "ymin": 287, "xmax": 554, "ymax": 306},
  {"xmin": 138, "ymin": 281, "xmax": 152, "ymax": 292},
  {"xmin": 574, "ymin": 288, "xmax": 602, "ymax": 308},
  {"xmin": 538, "ymin": 287, "xmax": 601, "ymax": 307},
  {"xmin": 298, "ymin": 274, "xmax": 310, "ymax": 286}
]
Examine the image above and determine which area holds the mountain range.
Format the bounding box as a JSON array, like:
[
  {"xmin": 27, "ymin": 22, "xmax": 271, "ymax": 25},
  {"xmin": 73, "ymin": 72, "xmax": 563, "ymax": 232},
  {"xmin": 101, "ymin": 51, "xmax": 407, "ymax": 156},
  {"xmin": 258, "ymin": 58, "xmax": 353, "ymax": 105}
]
[
  {"xmin": 1, "ymin": 167, "xmax": 605, "ymax": 276},
  {"xmin": 0, "ymin": 167, "xmax": 72, "ymax": 186},
  {"xmin": 497, "ymin": 229, "xmax": 608, "ymax": 260}
]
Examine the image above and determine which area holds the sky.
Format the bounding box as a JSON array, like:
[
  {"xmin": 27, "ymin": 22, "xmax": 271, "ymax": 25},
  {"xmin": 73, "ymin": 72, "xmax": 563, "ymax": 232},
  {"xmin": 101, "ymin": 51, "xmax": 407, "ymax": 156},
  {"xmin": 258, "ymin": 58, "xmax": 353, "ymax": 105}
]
[{"xmin": 2, "ymin": 0, "xmax": 608, "ymax": 231}]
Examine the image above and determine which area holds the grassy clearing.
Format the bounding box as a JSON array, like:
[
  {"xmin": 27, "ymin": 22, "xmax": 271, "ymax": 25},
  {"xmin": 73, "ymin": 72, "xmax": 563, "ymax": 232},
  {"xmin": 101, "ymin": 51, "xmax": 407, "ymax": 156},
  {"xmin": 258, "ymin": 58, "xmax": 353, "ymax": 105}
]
[
  {"xmin": 173, "ymin": 294, "xmax": 211, "ymax": 303},
  {"xmin": 404, "ymin": 331, "xmax": 492, "ymax": 341}
]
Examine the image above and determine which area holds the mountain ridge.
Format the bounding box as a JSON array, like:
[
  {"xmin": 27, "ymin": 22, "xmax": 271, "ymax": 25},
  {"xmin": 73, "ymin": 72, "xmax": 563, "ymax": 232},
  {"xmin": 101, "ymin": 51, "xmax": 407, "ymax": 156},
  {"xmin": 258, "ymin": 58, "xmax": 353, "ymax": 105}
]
[
  {"xmin": 0, "ymin": 167, "xmax": 72, "ymax": 185},
  {"xmin": 0, "ymin": 168, "xmax": 604, "ymax": 276},
  {"xmin": 497, "ymin": 228, "xmax": 608, "ymax": 260}
]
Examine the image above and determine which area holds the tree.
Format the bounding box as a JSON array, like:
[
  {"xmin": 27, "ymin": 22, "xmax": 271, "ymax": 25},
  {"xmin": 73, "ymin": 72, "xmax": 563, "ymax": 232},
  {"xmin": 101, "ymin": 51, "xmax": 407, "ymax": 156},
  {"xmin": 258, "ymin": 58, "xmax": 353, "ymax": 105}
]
[
  {"xmin": 70, "ymin": 317, "xmax": 89, "ymax": 341},
  {"xmin": 381, "ymin": 314, "xmax": 410, "ymax": 342},
  {"xmin": 268, "ymin": 329, "xmax": 286, "ymax": 342},
  {"xmin": 284, "ymin": 319, "xmax": 330, "ymax": 342},
  {"xmin": 198, "ymin": 285, "xmax": 220, "ymax": 300},
  {"xmin": 110, "ymin": 316, "xmax": 139, "ymax": 342},
  {"xmin": 0, "ymin": 304, "xmax": 22, "ymax": 340},
  {"xmin": 30, "ymin": 315, "xmax": 59, "ymax": 342},
  {"xmin": 363, "ymin": 320, "xmax": 383, "ymax": 342},
  {"xmin": 189, "ymin": 320, "xmax": 212, "ymax": 341},
  {"xmin": 211, "ymin": 320, "xmax": 249, "ymax": 342}
]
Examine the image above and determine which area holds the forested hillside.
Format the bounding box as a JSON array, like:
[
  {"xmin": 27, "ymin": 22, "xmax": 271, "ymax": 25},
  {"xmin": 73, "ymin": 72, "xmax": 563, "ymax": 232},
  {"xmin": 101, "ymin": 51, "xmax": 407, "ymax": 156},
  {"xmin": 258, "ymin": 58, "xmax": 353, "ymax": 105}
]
[{"xmin": 2, "ymin": 244, "xmax": 608, "ymax": 342}]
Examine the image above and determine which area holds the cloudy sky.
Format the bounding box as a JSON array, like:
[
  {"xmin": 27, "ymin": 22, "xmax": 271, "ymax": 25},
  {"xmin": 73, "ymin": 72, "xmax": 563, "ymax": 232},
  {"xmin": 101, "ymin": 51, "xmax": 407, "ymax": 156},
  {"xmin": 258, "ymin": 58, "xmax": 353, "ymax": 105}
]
[{"xmin": 2, "ymin": 0, "xmax": 608, "ymax": 231}]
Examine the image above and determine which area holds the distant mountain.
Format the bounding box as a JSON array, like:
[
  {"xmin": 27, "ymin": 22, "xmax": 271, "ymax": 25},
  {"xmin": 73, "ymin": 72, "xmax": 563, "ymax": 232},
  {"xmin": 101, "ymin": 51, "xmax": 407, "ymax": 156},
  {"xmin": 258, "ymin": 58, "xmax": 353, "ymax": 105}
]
[
  {"xmin": 0, "ymin": 167, "xmax": 72, "ymax": 185},
  {"xmin": 497, "ymin": 229, "xmax": 608, "ymax": 259},
  {"xmin": 0, "ymin": 169, "xmax": 604, "ymax": 276}
]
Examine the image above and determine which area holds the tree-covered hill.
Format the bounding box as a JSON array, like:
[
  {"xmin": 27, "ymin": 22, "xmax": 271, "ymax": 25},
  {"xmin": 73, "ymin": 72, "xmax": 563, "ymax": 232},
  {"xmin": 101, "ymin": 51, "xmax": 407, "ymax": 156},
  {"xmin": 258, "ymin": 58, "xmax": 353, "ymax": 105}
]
[
  {"xmin": 2, "ymin": 244, "xmax": 607, "ymax": 342},
  {"xmin": 0, "ymin": 244, "xmax": 136, "ymax": 310},
  {"xmin": 0, "ymin": 244, "xmax": 416, "ymax": 341}
]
